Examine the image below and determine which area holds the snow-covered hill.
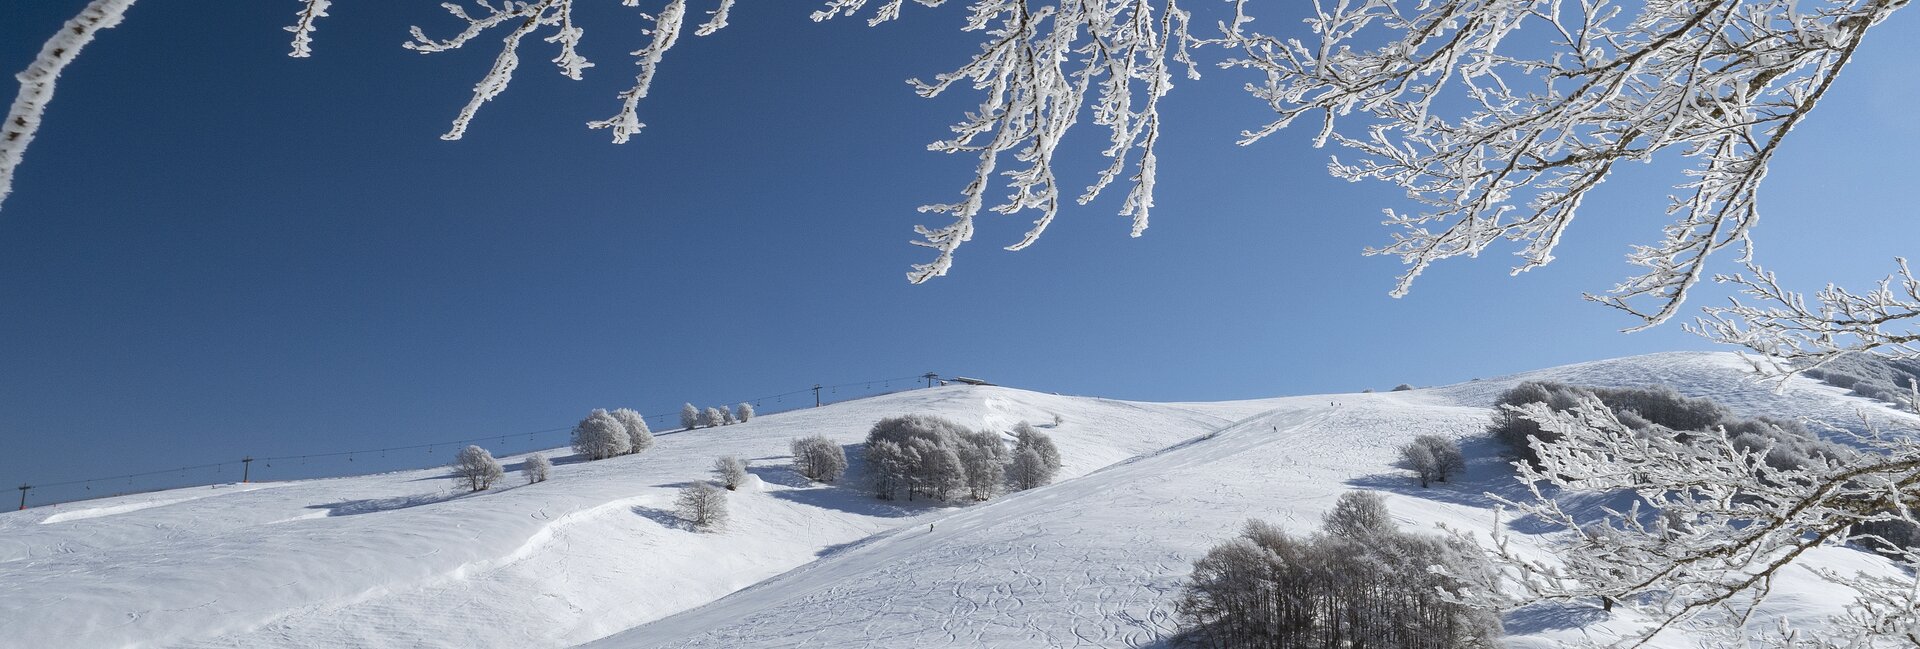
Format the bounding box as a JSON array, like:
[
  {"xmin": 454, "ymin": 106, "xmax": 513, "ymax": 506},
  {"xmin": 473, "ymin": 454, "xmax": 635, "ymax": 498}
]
[{"xmin": 5, "ymin": 352, "xmax": 1915, "ymax": 649}]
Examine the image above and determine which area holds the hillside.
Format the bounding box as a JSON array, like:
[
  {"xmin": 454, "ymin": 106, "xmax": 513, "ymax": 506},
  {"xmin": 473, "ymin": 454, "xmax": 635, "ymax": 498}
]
[
  {"xmin": 4, "ymin": 352, "xmax": 1916, "ymax": 648},
  {"xmin": 591, "ymin": 352, "xmax": 1920, "ymax": 648},
  {"xmin": 0, "ymin": 385, "xmax": 1289, "ymax": 649}
]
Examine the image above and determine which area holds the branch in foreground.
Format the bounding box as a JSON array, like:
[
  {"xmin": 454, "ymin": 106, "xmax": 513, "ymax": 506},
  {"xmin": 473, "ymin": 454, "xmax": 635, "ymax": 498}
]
[
  {"xmin": 1489, "ymin": 396, "xmax": 1920, "ymax": 647},
  {"xmin": 1691, "ymin": 259, "xmax": 1920, "ymax": 376},
  {"xmin": 0, "ymin": 0, "xmax": 139, "ymax": 213}
]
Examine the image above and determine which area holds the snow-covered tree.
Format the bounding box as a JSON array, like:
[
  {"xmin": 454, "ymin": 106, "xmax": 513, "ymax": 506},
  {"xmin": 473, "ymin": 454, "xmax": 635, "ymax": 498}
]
[
  {"xmin": 702, "ymin": 406, "xmax": 725, "ymax": 428},
  {"xmin": 865, "ymin": 438, "xmax": 908, "ymax": 500},
  {"xmin": 522, "ymin": 451, "xmax": 551, "ymax": 484},
  {"xmin": 1398, "ymin": 434, "xmax": 1465, "ymax": 488},
  {"xmin": 736, "ymin": 402, "xmax": 753, "ymax": 423},
  {"xmin": 571, "ymin": 408, "xmax": 632, "ymax": 460},
  {"xmin": 1007, "ymin": 447, "xmax": 1055, "ymax": 492},
  {"xmin": 611, "ymin": 407, "xmax": 653, "ymax": 454},
  {"xmin": 721, "ymin": 407, "xmax": 737, "ymax": 425},
  {"xmin": 680, "ymin": 403, "xmax": 700, "ymax": 431},
  {"xmin": 790, "ymin": 434, "xmax": 847, "ymax": 483},
  {"xmin": 957, "ymin": 430, "xmax": 1008, "ymax": 501},
  {"xmin": 1321, "ymin": 491, "xmax": 1394, "ymax": 541},
  {"xmin": 1012, "ymin": 422, "xmax": 1061, "ymax": 472},
  {"xmin": 713, "ymin": 455, "xmax": 747, "ymax": 491},
  {"xmin": 920, "ymin": 445, "xmax": 966, "ymax": 502},
  {"xmin": 451, "ymin": 444, "xmax": 504, "ymax": 492},
  {"xmin": 1482, "ymin": 396, "xmax": 1920, "ymax": 648},
  {"xmin": 674, "ymin": 480, "xmax": 728, "ymax": 532}
]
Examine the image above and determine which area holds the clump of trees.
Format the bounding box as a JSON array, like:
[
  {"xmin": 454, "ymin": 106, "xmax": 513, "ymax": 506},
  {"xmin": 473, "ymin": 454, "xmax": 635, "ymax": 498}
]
[
  {"xmin": 1397, "ymin": 434, "xmax": 1465, "ymax": 488},
  {"xmin": 522, "ymin": 452, "xmax": 551, "ymax": 484},
  {"xmin": 864, "ymin": 415, "xmax": 1061, "ymax": 502},
  {"xmin": 681, "ymin": 403, "xmax": 749, "ymax": 429},
  {"xmin": 1488, "ymin": 381, "xmax": 1825, "ymax": 468},
  {"xmin": 713, "ymin": 455, "xmax": 748, "ymax": 491},
  {"xmin": 572, "ymin": 408, "xmax": 633, "ymax": 460},
  {"xmin": 791, "ymin": 435, "xmax": 847, "ymax": 483},
  {"xmin": 451, "ymin": 445, "xmax": 505, "ymax": 492},
  {"xmin": 1177, "ymin": 492, "xmax": 1502, "ymax": 649},
  {"xmin": 572, "ymin": 407, "xmax": 659, "ymax": 460},
  {"xmin": 675, "ymin": 481, "xmax": 728, "ymax": 532}
]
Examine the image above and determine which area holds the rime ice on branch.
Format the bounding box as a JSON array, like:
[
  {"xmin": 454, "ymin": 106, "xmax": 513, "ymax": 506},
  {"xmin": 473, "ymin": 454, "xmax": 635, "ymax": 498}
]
[
  {"xmin": 0, "ymin": 0, "xmax": 138, "ymax": 213},
  {"xmin": 1484, "ymin": 396, "xmax": 1920, "ymax": 647},
  {"xmin": 1222, "ymin": 0, "xmax": 1907, "ymax": 332},
  {"xmin": 814, "ymin": 0, "xmax": 1199, "ymax": 283}
]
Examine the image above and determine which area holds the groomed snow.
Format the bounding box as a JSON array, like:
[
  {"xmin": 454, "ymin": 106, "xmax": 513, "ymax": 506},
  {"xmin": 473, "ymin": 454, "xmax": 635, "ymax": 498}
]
[
  {"xmin": 4, "ymin": 351, "xmax": 1914, "ymax": 649},
  {"xmin": 0, "ymin": 384, "xmax": 1287, "ymax": 649}
]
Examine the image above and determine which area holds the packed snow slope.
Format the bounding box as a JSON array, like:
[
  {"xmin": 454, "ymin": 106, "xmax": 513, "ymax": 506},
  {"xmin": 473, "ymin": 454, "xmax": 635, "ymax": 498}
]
[
  {"xmin": 5, "ymin": 352, "xmax": 1915, "ymax": 649},
  {"xmin": 587, "ymin": 352, "xmax": 1919, "ymax": 649},
  {"xmin": 0, "ymin": 384, "xmax": 1288, "ymax": 649}
]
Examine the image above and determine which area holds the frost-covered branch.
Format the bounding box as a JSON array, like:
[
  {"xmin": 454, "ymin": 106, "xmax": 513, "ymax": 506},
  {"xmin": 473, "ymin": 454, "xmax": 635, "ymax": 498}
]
[
  {"xmin": 818, "ymin": 0, "xmax": 1198, "ymax": 283},
  {"xmin": 1221, "ymin": 0, "xmax": 1907, "ymax": 330},
  {"xmin": 587, "ymin": 0, "xmax": 687, "ymax": 143},
  {"xmin": 401, "ymin": 0, "xmax": 731, "ymax": 142},
  {"xmin": 1490, "ymin": 397, "xmax": 1920, "ymax": 647},
  {"xmin": 0, "ymin": 0, "xmax": 138, "ymax": 214},
  {"xmin": 286, "ymin": 0, "xmax": 332, "ymax": 58},
  {"xmin": 1691, "ymin": 260, "xmax": 1920, "ymax": 378}
]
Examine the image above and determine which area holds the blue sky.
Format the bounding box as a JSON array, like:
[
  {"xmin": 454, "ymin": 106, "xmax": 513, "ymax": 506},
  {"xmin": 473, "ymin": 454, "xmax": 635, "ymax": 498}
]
[{"xmin": 1, "ymin": 2, "xmax": 1915, "ymax": 504}]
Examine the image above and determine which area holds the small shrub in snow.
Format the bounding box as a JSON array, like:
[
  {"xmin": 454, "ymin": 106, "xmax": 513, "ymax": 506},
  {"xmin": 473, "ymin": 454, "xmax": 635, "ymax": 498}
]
[
  {"xmin": 611, "ymin": 407, "xmax": 653, "ymax": 454},
  {"xmin": 721, "ymin": 407, "xmax": 737, "ymax": 425},
  {"xmin": 790, "ymin": 435, "xmax": 847, "ymax": 483},
  {"xmin": 452, "ymin": 445, "xmax": 505, "ymax": 492},
  {"xmin": 680, "ymin": 403, "xmax": 701, "ymax": 430},
  {"xmin": 703, "ymin": 406, "xmax": 725, "ymax": 428},
  {"xmin": 522, "ymin": 452, "xmax": 551, "ymax": 484},
  {"xmin": 1392, "ymin": 383, "xmax": 1416, "ymax": 391},
  {"xmin": 737, "ymin": 402, "xmax": 754, "ymax": 422},
  {"xmin": 571, "ymin": 408, "xmax": 632, "ymax": 460},
  {"xmin": 714, "ymin": 455, "xmax": 748, "ymax": 490},
  {"xmin": 675, "ymin": 481, "xmax": 728, "ymax": 531},
  {"xmin": 1398, "ymin": 434, "xmax": 1466, "ymax": 487}
]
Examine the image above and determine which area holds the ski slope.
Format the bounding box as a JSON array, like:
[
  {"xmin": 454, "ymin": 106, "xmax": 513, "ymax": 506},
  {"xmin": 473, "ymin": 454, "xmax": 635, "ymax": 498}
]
[
  {"xmin": 4, "ymin": 352, "xmax": 1915, "ymax": 649},
  {"xmin": 0, "ymin": 384, "xmax": 1287, "ymax": 649},
  {"xmin": 586, "ymin": 352, "xmax": 1920, "ymax": 649}
]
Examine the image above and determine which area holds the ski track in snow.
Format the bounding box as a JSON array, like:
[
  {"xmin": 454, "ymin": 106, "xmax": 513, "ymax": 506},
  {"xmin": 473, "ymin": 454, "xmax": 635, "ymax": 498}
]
[{"xmin": 5, "ymin": 352, "xmax": 1916, "ymax": 649}]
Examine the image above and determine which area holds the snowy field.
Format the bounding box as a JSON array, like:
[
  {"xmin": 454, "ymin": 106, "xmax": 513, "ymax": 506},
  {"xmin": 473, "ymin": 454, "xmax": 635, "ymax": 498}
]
[{"xmin": 3, "ymin": 352, "xmax": 1914, "ymax": 648}]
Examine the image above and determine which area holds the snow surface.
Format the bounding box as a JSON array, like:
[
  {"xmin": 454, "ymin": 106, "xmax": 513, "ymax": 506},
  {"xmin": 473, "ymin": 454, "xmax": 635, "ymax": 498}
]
[{"xmin": 4, "ymin": 351, "xmax": 1915, "ymax": 649}]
